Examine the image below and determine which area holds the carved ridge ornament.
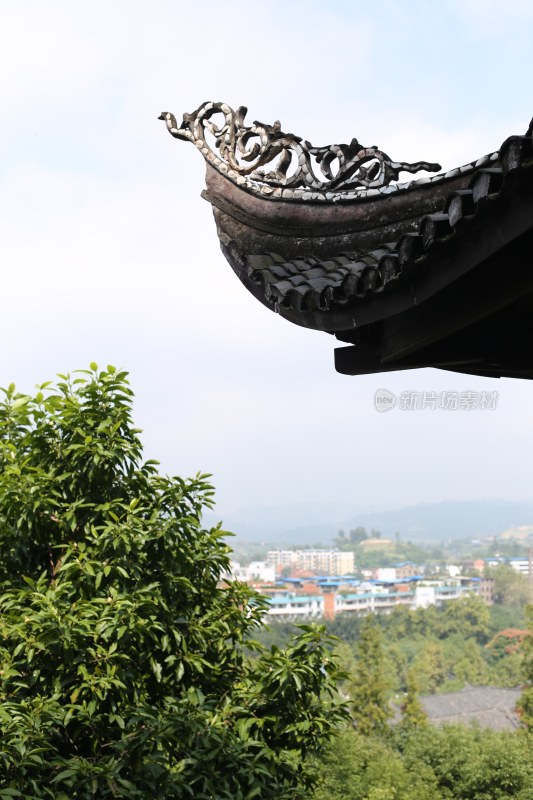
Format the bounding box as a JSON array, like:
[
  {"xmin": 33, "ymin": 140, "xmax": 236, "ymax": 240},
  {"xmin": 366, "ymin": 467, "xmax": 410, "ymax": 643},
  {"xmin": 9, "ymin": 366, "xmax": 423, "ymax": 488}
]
[{"xmin": 159, "ymin": 101, "xmax": 442, "ymax": 201}]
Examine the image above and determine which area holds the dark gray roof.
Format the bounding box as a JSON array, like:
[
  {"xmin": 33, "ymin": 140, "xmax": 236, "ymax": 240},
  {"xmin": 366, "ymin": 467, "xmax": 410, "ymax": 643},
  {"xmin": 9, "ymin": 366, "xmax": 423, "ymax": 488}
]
[
  {"xmin": 421, "ymin": 686, "xmax": 522, "ymax": 731},
  {"xmin": 245, "ymin": 245, "xmax": 397, "ymax": 312},
  {"xmin": 163, "ymin": 104, "xmax": 533, "ymax": 379},
  {"xmin": 242, "ymin": 132, "xmax": 533, "ymax": 316}
]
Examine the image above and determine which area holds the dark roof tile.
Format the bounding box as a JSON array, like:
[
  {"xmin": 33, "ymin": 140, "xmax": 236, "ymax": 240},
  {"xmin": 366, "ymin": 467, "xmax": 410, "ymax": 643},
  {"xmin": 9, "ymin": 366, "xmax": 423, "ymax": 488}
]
[
  {"xmin": 196, "ymin": 117, "xmax": 527, "ymax": 330},
  {"xmin": 421, "ymin": 686, "xmax": 521, "ymax": 732},
  {"xmin": 446, "ymin": 189, "xmax": 475, "ymax": 227},
  {"xmin": 420, "ymin": 213, "xmax": 453, "ymax": 249},
  {"xmin": 471, "ymin": 167, "xmax": 504, "ymax": 202},
  {"xmin": 240, "ymin": 125, "xmax": 532, "ymax": 315},
  {"xmin": 246, "ymin": 254, "xmax": 275, "ymax": 269}
]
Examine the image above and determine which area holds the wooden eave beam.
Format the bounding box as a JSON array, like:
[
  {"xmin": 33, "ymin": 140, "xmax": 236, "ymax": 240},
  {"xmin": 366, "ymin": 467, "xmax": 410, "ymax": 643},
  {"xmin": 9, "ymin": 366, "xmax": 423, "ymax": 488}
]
[
  {"xmin": 335, "ymin": 226, "xmax": 533, "ymax": 378},
  {"xmin": 379, "ymin": 224, "xmax": 533, "ymax": 364}
]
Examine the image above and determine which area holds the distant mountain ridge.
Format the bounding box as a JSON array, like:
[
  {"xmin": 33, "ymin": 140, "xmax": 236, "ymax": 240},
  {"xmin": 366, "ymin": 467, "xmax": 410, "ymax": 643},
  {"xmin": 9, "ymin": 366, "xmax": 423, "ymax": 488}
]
[{"xmin": 206, "ymin": 500, "xmax": 533, "ymax": 546}]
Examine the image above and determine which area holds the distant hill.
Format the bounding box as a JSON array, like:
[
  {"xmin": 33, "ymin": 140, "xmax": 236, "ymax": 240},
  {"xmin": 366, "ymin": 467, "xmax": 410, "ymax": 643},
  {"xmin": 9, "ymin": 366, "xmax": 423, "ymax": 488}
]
[
  {"xmin": 500, "ymin": 525, "xmax": 533, "ymax": 540},
  {"xmin": 360, "ymin": 537, "xmax": 394, "ymax": 550},
  {"xmin": 206, "ymin": 500, "xmax": 533, "ymax": 547},
  {"xmin": 203, "ymin": 501, "xmax": 391, "ymax": 543}
]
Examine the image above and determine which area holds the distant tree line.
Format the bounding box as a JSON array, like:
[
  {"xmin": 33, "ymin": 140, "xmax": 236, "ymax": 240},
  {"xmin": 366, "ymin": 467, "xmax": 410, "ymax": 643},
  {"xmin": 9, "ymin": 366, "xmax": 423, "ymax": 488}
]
[
  {"xmin": 258, "ymin": 596, "xmax": 529, "ymax": 695},
  {"xmin": 310, "ymin": 606, "xmax": 533, "ymax": 800},
  {"xmin": 333, "ymin": 526, "xmax": 447, "ymax": 568}
]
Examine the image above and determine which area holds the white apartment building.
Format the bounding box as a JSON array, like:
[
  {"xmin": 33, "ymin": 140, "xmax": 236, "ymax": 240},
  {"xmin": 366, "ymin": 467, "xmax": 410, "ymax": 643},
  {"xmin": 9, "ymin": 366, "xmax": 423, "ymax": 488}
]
[
  {"xmin": 263, "ymin": 576, "xmax": 481, "ymax": 620},
  {"xmin": 225, "ymin": 560, "xmax": 276, "ymax": 583},
  {"xmin": 336, "ymin": 589, "xmax": 414, "ymax": 615},
  {"xmin": 266, "ymin": 550, "xmax": 298, "ymax": 569},
  {"xmin": 267, "ymin": 548, "xmax": 354, "ymax": 576},
  {"xmin": 509, "ymin": 557, "xmax": 532, "ymax": 578},
  {"xmin": 375, "ymin": 567, "xmax": 397, "ymax": 582},
  {"xmin": 267, "ymin": 592, "xmax": 323, "ymax": 619}
]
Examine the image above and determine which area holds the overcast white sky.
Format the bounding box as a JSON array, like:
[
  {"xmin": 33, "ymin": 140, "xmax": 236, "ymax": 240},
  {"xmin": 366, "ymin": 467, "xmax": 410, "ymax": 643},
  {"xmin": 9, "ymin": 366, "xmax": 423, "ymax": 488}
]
[{"xmin": 2, "ymin": 0, "xmax": 533, "ymax": 519}]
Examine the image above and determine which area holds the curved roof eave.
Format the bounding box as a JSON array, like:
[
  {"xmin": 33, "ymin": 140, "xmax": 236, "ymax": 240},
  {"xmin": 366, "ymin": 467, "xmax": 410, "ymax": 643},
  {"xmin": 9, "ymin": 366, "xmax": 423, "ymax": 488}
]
[{"xmin": 160, "ymin": 104, "xmax": 533, "ymax": 378}]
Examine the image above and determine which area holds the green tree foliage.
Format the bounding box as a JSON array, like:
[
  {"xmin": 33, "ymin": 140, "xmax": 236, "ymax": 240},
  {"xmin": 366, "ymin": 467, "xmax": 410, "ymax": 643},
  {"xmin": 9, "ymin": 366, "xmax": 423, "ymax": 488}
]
[
  {"xmin": 399, "ymin": 725, "xmax": 533, "ymax": 800},
  {"xmin": 486, "ymin": 603, "xmax": 526, "ymax": 636},
  {"xmin": 399, "ymin": 669, "xmax": 427, "ymax": 730},
  {"xmin": 440, "ymin": 595, "xmax": 490, "ymax": 642},
  {"xmin": 312, "ymin": 725, "xmax": 533, "ymax": 800},
  {"xmin": 317, "ymin": 598, "xmax": 524, "ymax": 694},
  {"xmin": 453, "ymin": 638, "xmax": 490, "ymax": 686},
  {"xmin": 413, "ymin": 642, "xmax": 447, "ymax": 694},
  {"xmin": 490, "ymin": 564, "xmax": 531, "ymax": 608},
  {"xmin": 334, "ymin": 526, "xmax": 368, "ymax": 547},
  {"xmin": 350, "ymin": 617, "xmax": 392, "ymax": 736},
  {"xmin": 350, "ymin": 527, "xmax": 369, "ymax": 544},
  {"xmin": 311, "ymin": 728, "xmax": 437, "ymax": 800},
  {"xmin": 517, "ymin": 605, "xmax": 533, "ymax": 730},
  {"xmin": 0, "ymin": 367, "xmax": 347, "ymax": 799}
]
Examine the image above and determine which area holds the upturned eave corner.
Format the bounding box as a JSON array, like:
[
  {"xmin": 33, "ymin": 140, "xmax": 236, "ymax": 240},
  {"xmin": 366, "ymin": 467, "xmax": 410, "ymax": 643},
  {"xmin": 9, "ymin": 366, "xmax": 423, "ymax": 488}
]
[{"xmin": 159, "ymin": 102, "xmax": 533, "ymax": 380}]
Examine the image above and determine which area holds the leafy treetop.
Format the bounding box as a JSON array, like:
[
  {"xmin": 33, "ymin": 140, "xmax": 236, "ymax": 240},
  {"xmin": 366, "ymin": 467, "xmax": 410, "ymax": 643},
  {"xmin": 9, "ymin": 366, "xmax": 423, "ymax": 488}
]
[{"xmin": 0, "ymin": 366, "xmax": 347, "ymax": 799}]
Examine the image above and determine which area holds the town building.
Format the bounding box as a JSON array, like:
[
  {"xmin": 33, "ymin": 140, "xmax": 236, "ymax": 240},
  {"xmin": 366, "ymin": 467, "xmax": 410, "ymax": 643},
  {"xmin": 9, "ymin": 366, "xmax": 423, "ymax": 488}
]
[
  {"xmin": 478, "ymin": 577, "xmax": 495, "ymax": 605},
  {"xmin": 266, "ymin": 592, "xmax": 323, "ymax": 619},
  {"xmin": 375, "ymin": 562, "xmax": 419, "ymax": 582},
  {"xmin": 509, "ymin": 556, "xmax": 533, "ymax": 578},
  {"xmin": 225, "ymin": 561, "xmax": 276, "ymax": 584},
  {"xmin": 394, "ymin": 561, "xmax": 419, "ymax": 580},
  {"xmin": 265, "ymin": 550, "xmax": 297, "ymax": 570},
  {"xmin": 260, "ymin": 574, "xmax": 482, "ymax": 620},
  {"xmin": 267, "ymin": 548, "xmax": 354, "ymax": 576},
  {"xmin": 461, "ymin": 559, "xmax": 486, "ymax": 573}
]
